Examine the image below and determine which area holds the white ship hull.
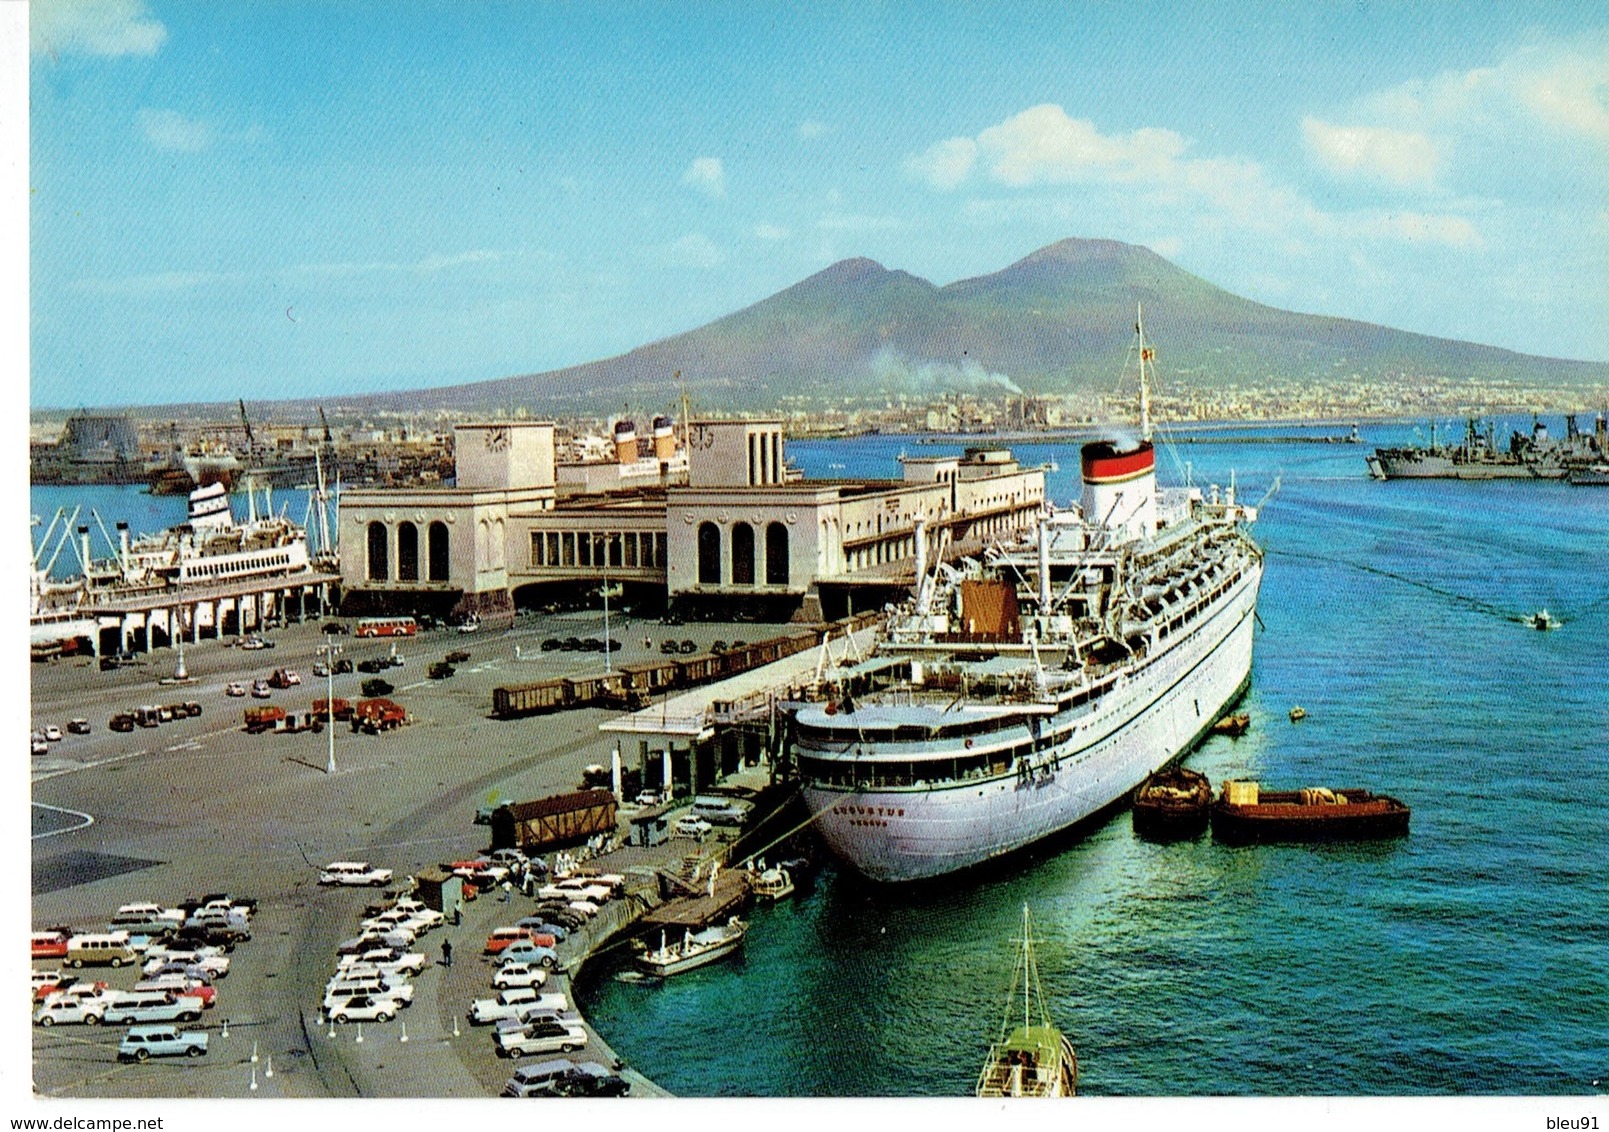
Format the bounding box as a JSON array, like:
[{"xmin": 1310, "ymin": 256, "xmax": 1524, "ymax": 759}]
[{"xmin": 803, "ymin": 570, "xmax": 1259, "ymax": 882}]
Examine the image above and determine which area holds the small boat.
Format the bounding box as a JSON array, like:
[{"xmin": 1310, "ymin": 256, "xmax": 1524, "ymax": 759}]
[
  {"xmin": 1132, "ymin": 766, "xmax": 1211, "ymax": 838},
  {"xmin": 1211, "ymin": 711, "xmax": 1250, "ymax": 737},
  {"xmin": 634, "ymin": 917, "xmax": 747, "ymax": 978},
  {"xmin": 976, "ymin": 905, "xmax": 1077, "ymax": 1098},
  {"xmin": 1530, "ymin": 609, "xmax": 1557, "ymax": 631},
  {"xmin": 1210, "ymin": 780, "xmax": 1410, "ymax": 844},
  {"xmin": 748, "ymin": 864, "xmax": 795, "ymax": 902},
  {"xmin": 1288, "ymin": 706, "xmax": 1307, "ymax": 722}
]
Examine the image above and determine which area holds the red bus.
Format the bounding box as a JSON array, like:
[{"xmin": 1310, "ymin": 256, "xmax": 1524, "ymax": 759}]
[{"xmin": 354, "ymin": 616, "xmax": 419, "ymax": 639}]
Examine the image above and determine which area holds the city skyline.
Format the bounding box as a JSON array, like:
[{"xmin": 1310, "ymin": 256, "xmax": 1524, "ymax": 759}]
[{"xmin": 24, "ymin": 2, "xmax": 1609, "ymax": 409}]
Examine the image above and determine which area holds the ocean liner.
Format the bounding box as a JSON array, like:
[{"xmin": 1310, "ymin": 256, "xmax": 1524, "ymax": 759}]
[{"xmin": 797, "ymin": 312, "xmax": 1264, "ymax": 881}]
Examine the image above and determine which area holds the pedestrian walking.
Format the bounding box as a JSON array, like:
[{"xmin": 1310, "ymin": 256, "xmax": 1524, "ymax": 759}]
[
  {"xmin": 441, "ymin": 940, "xmax": 453, "ymax": 967},
  {"xmin": 500, "ymin": 880, "xmax": 513, "ymax": 903}
]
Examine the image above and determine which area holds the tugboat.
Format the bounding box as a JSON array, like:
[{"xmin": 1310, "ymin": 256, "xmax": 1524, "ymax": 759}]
[
  {"xmin": 1210, "ymin": 780, "xmax": 1410, "ymax": 843},
  {"xmin": 976, "ymin": 905, "xmax": 1078, "ymax": 1098},
  {"xmin": 1132, "ymin": 766, "xmax": 1212, "ymax": 838},
  {"xmin": 634, "ymin": 917, "xmax": 747, "ymax": 978},
  {"xmin": 1530, "ymin": 609, "xmax": 1557, "ymax": 631}
]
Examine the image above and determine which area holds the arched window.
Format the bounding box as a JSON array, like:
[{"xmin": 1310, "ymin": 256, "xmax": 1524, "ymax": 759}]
[
  {"xmin": 766, "ymin": 522, "xmax": 789, "ymax": 586},
  {"xmin": 697, "ymin": 522, "xmax": 722, "ymax": 585},
  {"xmin": 367, "ymin": 522, "xmax": 388, "ymax": 581},
  {"xmin": 397, "ymin": 522, "xmax": 419, "ymax": 581},
  {"xmin": 428, "ymin": 521, "xmax": 449, "ymax": 581},
  {"xmin": 731, "ymin": 522, "xmax": 755, "ymax": 585}
]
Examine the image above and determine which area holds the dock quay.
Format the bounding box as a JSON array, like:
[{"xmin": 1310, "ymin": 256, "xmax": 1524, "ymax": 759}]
[{"xmin": 29, "ymin": 602, "xmax": 865, "ymax": 1099}]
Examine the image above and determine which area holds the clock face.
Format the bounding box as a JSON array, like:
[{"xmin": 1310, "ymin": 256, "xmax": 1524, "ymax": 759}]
[{"xmin": 484, "ymin": 426, "xmax": 510, "ymax": 452}]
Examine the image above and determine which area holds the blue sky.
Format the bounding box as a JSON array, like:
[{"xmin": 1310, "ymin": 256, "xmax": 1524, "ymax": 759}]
[{"xmin": 24, "ymin": 1, "xmax": 1609, "ymax": 409}]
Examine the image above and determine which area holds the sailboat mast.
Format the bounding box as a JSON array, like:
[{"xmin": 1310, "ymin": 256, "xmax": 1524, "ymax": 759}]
[{"xmin": 1137, "ymin": 303, "xmax": 1152, "ymax": 443}]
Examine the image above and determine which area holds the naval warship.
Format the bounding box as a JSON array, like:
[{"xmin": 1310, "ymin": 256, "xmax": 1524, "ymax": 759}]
[{"xmin": 1366, "ymin": 414, "xmax": 1606, "ymax": 480}]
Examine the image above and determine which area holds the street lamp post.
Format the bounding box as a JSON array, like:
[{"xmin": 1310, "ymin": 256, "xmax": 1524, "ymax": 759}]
[
  {"xmin": 319, "ymin": 641, "xmax": 341, "ymax": 775},
  {"xmin": 602, "ymin": 536, "xmax": 611, "ymax": 675}
]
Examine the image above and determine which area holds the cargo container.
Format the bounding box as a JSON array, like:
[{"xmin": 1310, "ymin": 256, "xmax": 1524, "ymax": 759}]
[{"xmin": 243, "ymin": 706, "xmax": 287, "ymax": 734}]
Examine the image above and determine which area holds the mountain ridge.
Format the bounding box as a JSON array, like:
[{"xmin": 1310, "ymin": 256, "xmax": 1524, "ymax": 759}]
[{"xmin": 98, "ymin": 238, "xmax": 1609, "ymax": 417}]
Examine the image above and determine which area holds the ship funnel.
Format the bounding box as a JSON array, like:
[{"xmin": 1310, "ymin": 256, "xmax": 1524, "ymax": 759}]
[
  {"xmin": 1080, "ymin": 440, "xmax": 1157, "ymax": 542},
  {"xmin": 652, "ymin": 416, "xmax": 676, "ymax": 461},
  {"xmin": 78, "ymin": 525, "xmax": 91, "ymax": 572},
  {"xmin": 613, "ymin": 420, "xmax": 638, "ymax": 465},
  {"xmin": 117, "ymin": 521, "xmax": 130, "ymax": 571}
]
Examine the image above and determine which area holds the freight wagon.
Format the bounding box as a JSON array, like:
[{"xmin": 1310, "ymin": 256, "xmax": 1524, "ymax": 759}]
[{"xmin": 489, "ymin": 790, "xmax": 619, "ymax": 853}]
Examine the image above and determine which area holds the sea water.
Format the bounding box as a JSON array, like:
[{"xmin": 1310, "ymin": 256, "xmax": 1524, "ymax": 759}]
[{"xmin": 576, "ymin": 422, "xmax": 1609, "ymax": 1095}]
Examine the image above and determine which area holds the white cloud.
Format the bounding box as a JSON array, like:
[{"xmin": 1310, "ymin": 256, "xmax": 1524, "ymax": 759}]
[
  {"xmin": 976, "ymin": 105, "xmax": 1188, "ymax": 186},
  {"xmin": 661, "ymin": 233, "xmax": 722, "ymax": 269},
  {"xmin": 32, "ymin": 0, "xmax": 167, "ymax": 57},
  {"xmin": 1358, "ymin": 33, "xmax": 1609, "ymax": 145},
  {"xmin": 798, "ymin": 120, "xmax": 830, "ymax": 139},
  {"xmin": 1302, "ymin": 118, "xmax": 1442, "ymax": 188},
  {"xmin": 904, "ymin": 137, "xmax": 977, "ymax": 190},
  {"xmin": 136, "ymin": 108, "xmax": 211, "ymax": 152},
  {"xmin": 681, "ymin": 157, "xmax": 726, "ymax": 199},
  {"xmin": 911, "ymin": 102, "xmax": 1480, "ymax": 250},
  {"xmin": 754, "ymin": 224, "xmax": 791, "ymax": 241}
]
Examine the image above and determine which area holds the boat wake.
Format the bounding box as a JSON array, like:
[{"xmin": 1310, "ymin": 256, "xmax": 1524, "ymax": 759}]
[{"xmin": 1266, "ymin": 547, "xmax": 1547, "ymax": 627}]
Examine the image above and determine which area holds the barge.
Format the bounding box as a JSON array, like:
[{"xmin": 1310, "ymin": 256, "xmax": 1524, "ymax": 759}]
[{"xmin": 1210, "ymin": 781, "xmax": 1410, "ymax": 843}]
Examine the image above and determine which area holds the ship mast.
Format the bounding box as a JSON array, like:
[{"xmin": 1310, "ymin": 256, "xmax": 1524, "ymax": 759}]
[{"xmin": 1137, "ymin": 304, "xmax": 1152, "ymax": 443}]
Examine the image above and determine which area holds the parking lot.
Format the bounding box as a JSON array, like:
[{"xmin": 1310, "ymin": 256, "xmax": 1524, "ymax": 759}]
[{"xmin": 30, "ymin": 605, "xmax": 791, "ymax": 1098}]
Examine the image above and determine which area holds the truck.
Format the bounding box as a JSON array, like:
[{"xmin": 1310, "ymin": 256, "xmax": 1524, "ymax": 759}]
[
  {"xmin": 243, "ymin": 706, "xmax": 287, "ymax": 734},
  {"xmin": 312, "ymin": 697, "xmax": 354, "ymax": 722},
  {"xmin": 267, "ymin": 668, "xmax": 301, "ymax": 689},
  {"xmin": 352, "ymin": 698, "xmax": 408, "ymax": 733}
]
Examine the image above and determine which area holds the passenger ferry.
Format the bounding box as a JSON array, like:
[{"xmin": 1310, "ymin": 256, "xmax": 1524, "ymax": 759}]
[{"xmin": 796, "ymin": 312, "xmax": 1265, "ymax": 881}]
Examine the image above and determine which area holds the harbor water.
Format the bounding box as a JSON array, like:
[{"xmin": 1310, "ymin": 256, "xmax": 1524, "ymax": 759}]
[{"xmin": 575, "ymin": 423, "xmax": 1609, "ymax": 1096}]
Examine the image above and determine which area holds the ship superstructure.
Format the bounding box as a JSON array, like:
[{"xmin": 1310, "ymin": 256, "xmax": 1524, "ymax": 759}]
[
  {"xmin": 796, "ymin": 312, "xmax": 1265, "ymax": 882},
  {"xmin": 1366, "ymin": 413, "xmax": 1606, "ymax": 480}
]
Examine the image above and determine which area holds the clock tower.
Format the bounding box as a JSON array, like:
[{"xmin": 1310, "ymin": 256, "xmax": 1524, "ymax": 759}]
[{"xmin": 455, "ymin": 422, "xmax": 556, "ymax": 490}]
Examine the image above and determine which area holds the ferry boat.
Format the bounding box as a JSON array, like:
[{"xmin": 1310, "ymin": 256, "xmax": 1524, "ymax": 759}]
[
  {"xmin": 796, "ymin": 310, "xmax": 1264, "ymax": 882},
  {"xmin": 976, "ymin": 904, "xmax": 1077, "ymax": 1098},
  {"xmin": 748, "ymin": 864, "xmax": 795, "ymax": 902},
  {"xmin": 634, "ymin": 918, "xmax": 747, "ymax": 978},
  {"xmin": 30, "ymin": 481, "xmax": 314, "ymax": 650}
]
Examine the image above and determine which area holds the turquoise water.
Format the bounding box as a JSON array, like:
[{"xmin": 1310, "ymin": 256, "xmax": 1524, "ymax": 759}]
[{"xmin": 576, "ymin": 422, "xmax": 1609, "ymax": 1096}]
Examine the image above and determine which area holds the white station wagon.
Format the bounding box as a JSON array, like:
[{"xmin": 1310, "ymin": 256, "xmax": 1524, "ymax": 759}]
[{"xmin": 319, "ymin": 862, "xmax": 394, "ymax": 887}]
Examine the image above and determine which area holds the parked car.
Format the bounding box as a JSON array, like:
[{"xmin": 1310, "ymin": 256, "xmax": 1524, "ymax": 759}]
[
  {"xmin": 326, "ymin": 992, "xmax": 402, "ymax": 1024},
  {"xmin": 337, "ymin": 947, "xmax": 426, "ymax": 977},
  {"xmin": 679, "ymin": 639, "xmax": 698, "ymax": 654},
  {"xmin": 323, "ymin": 975, "xmax": 414, "ymax": 1011},
  {"xmin": 492, "ymin": 961, "xmax": 551, "ymax": 990},
  {"xmin": 321, "ymin": 621, "xmax": 349, "ymax": 635},
  {"xmin": 427, "ymin": 662, "xmax": 455, "ymax": 679},
  {"xmin": 498, "ymin": 942, "xmax": 560, "ymax": 969},
  {"xmin": 468, "ymin": 987, "xmax": 568, "ymax": 1025},
  {"xmin": 224, "ymin": 682, "xmax": 246, "ymax": 697},
  {"xmin": 515, "ymin": 918, "xmax": 569, "ymax": 943},
  {"xmin": 43, "ymin": 724, "xmax": 64, "ymax": 742},
  {"xmin": 34, "ymin": 995, "xmax": 110, "ymax": 1026},
  {"xmin": 558, "ymin": 1061, "xmax": 631, "ymax": 1097},
  {"xmin": 133, "ymin": 975, "xmax": 216, "ymax": 1008},
  {"xmin": 445, "ymin": 650, "xmax": 471, "ymax": 664},
  {"xmin": 333, "ymin": 658, "xmax": 354, "ymax": 674},
  {"xmin": 250, "ymin": 680, "xmax": 272, "ymax": 699},
  {"xmin": 540, "ymin": 638, "xmax": 563, "ymax": 652},
  {"xmin": 101, "ymin": 990, "xmax": 206, "ymax": 1025},
  {"xmin": 117, "ymin": 1024, "xmax": 207, "ymax": 1061},
  {"xmin": 320, "ymin": 861, "xmax": 394, "ymax": 887},
  {"xmin": 312, "ymin": 662, "xmax": 330, "ymax": 678},
  {"xmin": 359, "ymin": 678, "xmax": 394, "ymax": 697},
  {"xmin": 501, "ymin": 1058, "xmax": 581, "ymax": 1098},
  {"xmin": 32, "ymin": 930, "xmax": 71, "ymax": 960},
  {"xmin": 496, "ymin": 1018, "xmax": 588, "ymax": 1058},
  {"xmin": 357, "ymin": 658, "xmax": 388, "ymax": 674},
  {"xmin": 674, "ymin": 815, "xmax": 713, "ymax": 840}
]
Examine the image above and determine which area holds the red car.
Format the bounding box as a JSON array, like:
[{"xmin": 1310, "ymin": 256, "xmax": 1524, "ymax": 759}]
[
  {"xmin": 135, "ymin": 976, "xmax": 217, "ymax": 1008},
  {"xmin": 34, "ymin": 976, "xmax": 108, "ymax": 1003},
  {"xmin": 484, "ymin": 926, "xmax": 559, "ymax": 955},
  {"xmin": 31, "ymin": 931, "xmax": 70, "ymax": 960}
]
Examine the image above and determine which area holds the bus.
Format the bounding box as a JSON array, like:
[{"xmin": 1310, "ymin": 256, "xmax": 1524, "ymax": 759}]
[{"xmin": 355, "ymin": 616, "xmax": 419, "ymax": 639}]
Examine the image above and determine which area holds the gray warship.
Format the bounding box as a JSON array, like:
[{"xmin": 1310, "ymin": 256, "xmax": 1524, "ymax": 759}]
[{"xmin": 1366, "ymin": 414, "xmax": 1607, "ymax": 480}]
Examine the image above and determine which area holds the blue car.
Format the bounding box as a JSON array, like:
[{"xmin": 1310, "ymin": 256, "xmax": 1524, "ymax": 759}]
[
  {"xmin": 516, "ymin": 918, "xmax": 568, "ymax": 943},
  {"xmin": 118, "ymin": 1024, "xmax": 208, "ymax": 1061}
]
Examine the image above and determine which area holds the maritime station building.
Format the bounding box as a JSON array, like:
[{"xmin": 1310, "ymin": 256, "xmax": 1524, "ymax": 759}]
[{"xmin": 337, "ymin": 418, "xmax": 1046, "ymax": 622}]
